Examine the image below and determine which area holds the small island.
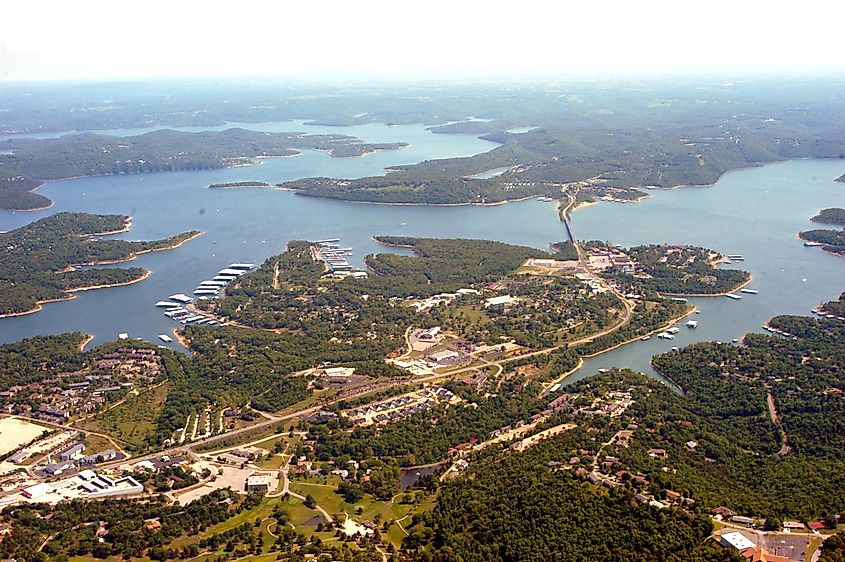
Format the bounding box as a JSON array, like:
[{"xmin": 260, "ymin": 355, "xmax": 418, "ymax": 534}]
[
  {"xmin": 0, "ymin": 212, "xmax": 200, "ymax": 317},
  {"xmin": 801, "ymin": 208, "xmax": 845, "ymax": 257},
  {"xmin": 208, "ymin": 181, "xmax": 270, "ymax": 189}
]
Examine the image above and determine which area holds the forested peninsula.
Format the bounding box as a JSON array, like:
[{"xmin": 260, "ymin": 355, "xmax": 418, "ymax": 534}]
[
  {"xmin": 0, "ymin": 212, "xmax": 200, "ymax": 316},
  {"xmin": 0, "ymin": 128, "xmax": 405, "ymax": 210}
]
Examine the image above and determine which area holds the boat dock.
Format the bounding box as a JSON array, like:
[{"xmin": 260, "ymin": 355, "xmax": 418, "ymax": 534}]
[
  {"xmin": 313, "ymin": 238, "xmax": 368, "ymax": 278},
  {"xmin": 725, "ymin": 293, "xmax": 742, "ymax": 300}
]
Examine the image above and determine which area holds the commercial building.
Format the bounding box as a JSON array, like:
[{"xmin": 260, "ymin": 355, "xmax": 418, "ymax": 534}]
[
  {"xmin": 720, "ymin": 532, "xmax": 756, "ymax": 551},
  {"xmin": 22, "ymin": 483, "xmax": 52, "ymax": 499},
  {"xmin": 245, "ymin": 472, "xmax": 273, "ymax": 492}
]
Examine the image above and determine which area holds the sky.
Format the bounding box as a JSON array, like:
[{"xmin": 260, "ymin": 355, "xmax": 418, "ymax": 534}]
[{"xmin": 2, "ymin": 0, "xmax": 844, "ymax": 82}]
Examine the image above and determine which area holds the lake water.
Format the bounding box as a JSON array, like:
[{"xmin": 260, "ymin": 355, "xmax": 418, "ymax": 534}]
[{"xmin": 1, "ymin": 118, "xmax": 844, "ymax": 385}]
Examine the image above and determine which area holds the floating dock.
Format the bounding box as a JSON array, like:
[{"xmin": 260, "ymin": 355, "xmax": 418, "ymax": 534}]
[
  {"xmin": 686, "ymin": 320, "xmax": 698, "ymax": 328},
  {"xmin": 168, "ymin": 294, "xmax": 193, "ymax": 304},
  {"xmin": 740, "ymin": 288, "xmax": 758, "ymax": 294},
  {"xmin": 725, "ymin": 294, "xmax": 742, "ymax": 300},
  {"xmin": 158, "ymin": 334, "xmax": 173, "ymax": 343}
]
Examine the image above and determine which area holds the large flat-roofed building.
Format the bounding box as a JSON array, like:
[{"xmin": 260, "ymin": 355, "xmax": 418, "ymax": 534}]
[
  {"xmin": 484, "ymin": 295, "xmax": 515, "ymax": 308},
  {"xmin": 245, "ymin": 472, "xmax": 273, "ymax": 492},
  {"xmin": 425, "ymin": 350, "xmax": 461, "ymax": 364},
  {"xmin": 22, "ymin": 483, "xmax": 52, "ymax": 499},
  {"xmin": 720, "ymin": 531, "xmax": 756, "ymax": 551}
]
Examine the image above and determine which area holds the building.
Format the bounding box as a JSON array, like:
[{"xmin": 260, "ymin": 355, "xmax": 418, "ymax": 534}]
[
  {"xmin": 731, "ymin": 515, "xmax": 755, "ymax": 527},
  {"xmin": 425, "ymin": 349, "xmax": 461, "ymax": 364},
  {"xmin": 484, "ymin": 295, "xmax": 515, "ymax": 309},
  {"xmin": 720, "ymin": 532, "xmax": 756, "ymax": 551},
  {"xmin": 739, "ymin": 547, "xmax": 790, "ymax": 562},
  {"xmin": 58, "ymin": 442, "xmax": 85, "ymax": 461},
  {"xmin": 22, "ymin": 482, "xmax": 52, "ymax": 499},
  {"xmin": 245, "ymin": 472, "xmax": 273, "ymax": 492},
  {"xmin": 44, "ymin": 461, "xmax": 74, "ymax": 475}
]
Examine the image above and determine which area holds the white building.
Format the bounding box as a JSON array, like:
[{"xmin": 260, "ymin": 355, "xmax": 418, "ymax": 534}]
[{"xmin": 719, "ymin": 531, "xmax": 755, "ymax": 551}]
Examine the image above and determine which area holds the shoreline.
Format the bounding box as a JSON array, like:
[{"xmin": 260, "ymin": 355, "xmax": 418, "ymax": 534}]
[
  {"xmin": 0, "ymin": 268, "xmax": 157, "ymax": 318},
  {"xmin": 1, "ymin": 181, "xmax": 54, "ymax": 213},
  {"xmin": 658, "ymin": 274, "xmax": 754, "ymax": 298},
  {"xmin": 577, "ymin": 305, "xmax": 697, "ymax": 360},
  {"xmin": 0, "ymin": 231, "xmax": 201, "ymax": 320},
  {"xmin": 79, "ymin": 334, "xmax": 94, "ymax": 352}
]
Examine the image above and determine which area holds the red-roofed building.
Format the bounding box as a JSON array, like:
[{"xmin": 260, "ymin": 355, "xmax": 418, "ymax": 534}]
[
  {"xmin": 740, "ymin": 547, "xmax": 789, "ymax": 562},
  {"xmin": 808, "ymin": 521, "xmax": 828, "ymax": 530}
]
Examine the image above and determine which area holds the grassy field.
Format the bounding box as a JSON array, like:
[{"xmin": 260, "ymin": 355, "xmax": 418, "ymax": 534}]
[{"xmin": 77, "ymin": 382, "xmax": 169, "ymax": 451}]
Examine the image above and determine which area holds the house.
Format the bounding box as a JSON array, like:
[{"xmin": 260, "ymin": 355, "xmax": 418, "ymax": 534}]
[
  {"xmin": 730, "ymin": 516, "xmax": 755, "ymax": 527},
  {"xmin": 782, "ymin": 521, "xmax": 804, "ymax": 530},
  {"xmin": 808, "ymin": 521, "xmax": 828, "ymax": 531},
  {"xmin": 720, "ymin": 532, "xmax": 756, "ymax": 551},
  {"xmin": 665, "ymin": 489, "xmax": 681, "ymax": 502},
  {"xmin": 648, "ymin": 448, "xmax": 668, "ymax": 459},
  {"xmin": 712, "ymin": 506, "xmax": 736, "ymax": 518}
]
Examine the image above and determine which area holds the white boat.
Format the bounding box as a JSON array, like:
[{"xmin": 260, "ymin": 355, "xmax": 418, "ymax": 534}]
[
  {"xmin": 641, "ymin": 335, "xmax": 651, "ymax": 341},
  {"xmin": 598, "ymin": 368, "xmax": 609, "ymax": 373},
  {"xmin": 158, "ymin": 334, "xmax": 173, "ymax": 343},
  {"xmin": 118, "ymin": 333, "xmax": 128, "ymax": 340},
  {"xmin": 155, "ymin": 301, "xmax": 180, "ymax": 308},
  {"xmin": 740, "ymin": 288, "xmax": 758, "ymax": 294},
  {"xmin": 686, "ymin": 320, "xmax": 698, "ymax": 328},
  {"xmin": 725, "ymin": 294, "xmax": 742, "ymax": 300},
  {"xmin": 803, "ymin": 241, "xmax": 823, "ymax": 247},
  {"xmin": 727, "ymin": 254, "xmax": 744, "ymax": 261}
]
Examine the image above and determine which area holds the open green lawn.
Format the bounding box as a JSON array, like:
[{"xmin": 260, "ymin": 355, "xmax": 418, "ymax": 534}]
[
  {"xmin": 289, "ymin": 476, "xmax": 436, "ymax": 530},
  {"xmin": 77, "ymin": 382, "xmax": 169, "ymax": 450}
]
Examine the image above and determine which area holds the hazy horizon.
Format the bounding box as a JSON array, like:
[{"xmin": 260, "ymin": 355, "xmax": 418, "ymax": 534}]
[{"xmin": 3, "ymin": 0, "xmax": 845, "ymax": 83}]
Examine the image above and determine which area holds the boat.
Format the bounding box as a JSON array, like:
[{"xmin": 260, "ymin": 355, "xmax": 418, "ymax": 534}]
[
  {"xmin": 155, "ymin": 300, "xmax": 180, "ymax": 308},
  {"xmin": 727, "ymin": 254, "xmax": 744, "ymax": 261},
  {"xmin": 598, "ymin": 368, "xmax": 609, "ymax": 373},
  {"xmin": 118, "ymin": 333, "xmax": 128, "ymax": 340},
  {"xmin": 168, "ymin": 294, "xmax": 193, "ymax": 304},
  {"xmin": 803, "ymin": 241, "xmax": 824, "ymax": 247},
  {"xmin": 686, "ymin": 320, "xmax": 698, "ymax": 328},
  {"xmin": 671, "ymin": 346, "xmax": 679, "ymax": 351},
  {"xmin": 536, "ymin": 196, "xmax": 553, "ymax": 202},
  {"xmin": 670, "ymin": 297, "xmax": 688, "ymax": 303},
  {"xmin": 740, "ymin": 288, "xmax": 758, "ymax": 294},
  {"xmin": 640, "ymin": 335, "xmax": 651, "ymax": 341},
  {"xmin": 667, "ymin": 327, "xmax": 680, "ymax": 334},
  {"xmin": 725, "ymin": 294, "xmax": 742, "ymax": 300},
  {"xmin": 732, "ymin": 338, "xmax": 739, "ymax": 343},
  {"xmin": 694, "ymin": 309, "xmax": 701, "ymax": 314},
  {"xmin": 158, "ymin": 334, "xmax": 173, "ymax": 343}
]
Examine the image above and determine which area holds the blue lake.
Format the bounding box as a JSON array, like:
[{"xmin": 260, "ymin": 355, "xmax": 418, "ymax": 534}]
[{"xmin": 1, "ymin": 118, "xmax": 844, "ymax": 386}]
